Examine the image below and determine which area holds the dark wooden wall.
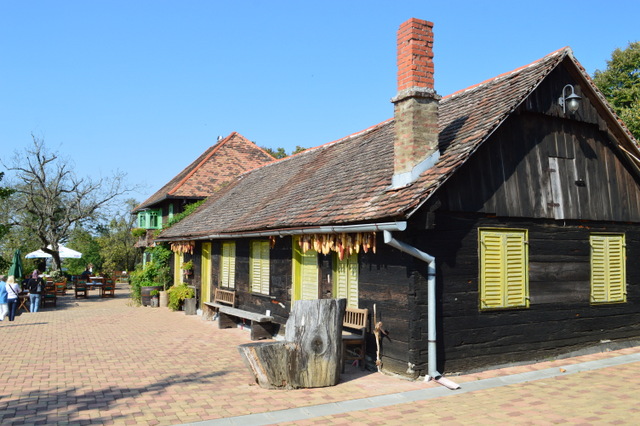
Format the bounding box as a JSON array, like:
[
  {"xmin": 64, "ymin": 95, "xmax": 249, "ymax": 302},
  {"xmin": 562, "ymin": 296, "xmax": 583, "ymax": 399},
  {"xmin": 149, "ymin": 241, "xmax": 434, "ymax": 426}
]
[
  {"xmin": 408, "ymin": 212, "xmax": 640, "ymax": 373},
  {"xmin": 441, "ymin": 65, "xmax": 640, "ymax": 222}
]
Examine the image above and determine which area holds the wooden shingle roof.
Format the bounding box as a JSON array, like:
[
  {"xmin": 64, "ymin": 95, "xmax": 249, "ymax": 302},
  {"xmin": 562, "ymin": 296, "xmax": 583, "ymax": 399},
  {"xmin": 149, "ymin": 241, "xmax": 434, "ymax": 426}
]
[
  {"xmin": 157, "ymin": 47, "xmax": 638, "ymax": 241},
  {"xmin": 133, "ymin": 132, "xmax": 274, "ymax": 212}
]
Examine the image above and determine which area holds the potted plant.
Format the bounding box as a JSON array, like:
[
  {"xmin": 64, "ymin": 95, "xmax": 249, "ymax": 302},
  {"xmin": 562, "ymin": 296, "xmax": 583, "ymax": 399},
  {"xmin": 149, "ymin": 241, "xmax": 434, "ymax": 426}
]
[
  {"xmin": 149, "ymin": 289, "xmax": 160, "ymax": 307},
  {"xmin": 182, "ymin": 260, "xmax": 194, "ymax": 277},
  {"xmin": 167, "ymin": 283, "xmax": 196, "ymax": 314}
]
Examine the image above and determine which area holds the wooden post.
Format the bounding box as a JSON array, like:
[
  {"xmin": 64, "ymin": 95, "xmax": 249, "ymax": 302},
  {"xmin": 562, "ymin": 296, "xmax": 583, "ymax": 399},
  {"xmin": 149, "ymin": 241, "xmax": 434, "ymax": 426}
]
[{"xmin": 238, "ymin": 298, "xmax": 346, "ymax": 389}]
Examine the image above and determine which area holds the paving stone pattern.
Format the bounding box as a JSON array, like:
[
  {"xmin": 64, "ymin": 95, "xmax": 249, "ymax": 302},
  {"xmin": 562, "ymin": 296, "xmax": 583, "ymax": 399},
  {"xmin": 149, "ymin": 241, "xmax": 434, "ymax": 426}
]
[{"xmin": 1, "ymin": 285, "xmax": 639, "ymax": 425}]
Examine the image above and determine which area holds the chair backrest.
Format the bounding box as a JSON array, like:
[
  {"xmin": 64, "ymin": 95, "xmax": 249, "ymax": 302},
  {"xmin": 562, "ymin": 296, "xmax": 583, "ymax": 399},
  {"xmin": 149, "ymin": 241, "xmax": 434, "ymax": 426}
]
[
  {"xmin": 343, "ymin": 306, "xmax": 368, "ymax": 336},
  {"xmin": 214, "ymin": 288, "xmax": 236, "ymax": 306}
]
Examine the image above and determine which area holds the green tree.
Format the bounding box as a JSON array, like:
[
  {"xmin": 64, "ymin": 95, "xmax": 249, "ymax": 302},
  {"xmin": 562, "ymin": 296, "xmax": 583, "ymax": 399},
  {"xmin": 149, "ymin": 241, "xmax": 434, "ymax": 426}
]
[
  {"xmin": 262, "ymin": 146, "xmax": 306, "ymax": 159},
  {"xmin": 98, "ymin": 199, "xmax": 141, "ymax": 273},
  {"xmin": 64, "ymin": 227, "xmax": 103, "ymax": 275},
  {"xmin": 0, "ymin": 172, "xmax": 16, "ymax": 271},
  {"xmin": 593, "ymin": 41, "xmax": 640, "ymax": 141},
  {"xmin": 3, "ymin": 136, "xmax": 130, "ymax": 270}
]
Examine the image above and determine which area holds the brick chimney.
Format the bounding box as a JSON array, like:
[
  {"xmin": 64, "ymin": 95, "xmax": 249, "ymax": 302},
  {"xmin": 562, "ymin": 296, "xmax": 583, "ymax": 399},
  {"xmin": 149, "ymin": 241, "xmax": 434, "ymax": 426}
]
[{"xmin": 391, "ymin": 18, "xmax": 440, "ymax": 188}]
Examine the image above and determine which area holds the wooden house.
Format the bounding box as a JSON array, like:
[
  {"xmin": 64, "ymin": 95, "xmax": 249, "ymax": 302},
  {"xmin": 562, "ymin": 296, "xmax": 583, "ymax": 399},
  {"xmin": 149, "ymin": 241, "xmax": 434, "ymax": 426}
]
[{"xmin": 156, "ymin": 18, "xmax": 640, "ymax": 377}]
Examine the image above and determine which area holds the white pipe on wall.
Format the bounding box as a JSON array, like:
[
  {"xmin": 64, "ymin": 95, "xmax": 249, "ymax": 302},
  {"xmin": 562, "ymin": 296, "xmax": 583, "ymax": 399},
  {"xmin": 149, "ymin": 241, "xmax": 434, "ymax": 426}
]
[{"xmin": 383, "ymin": 230, "xmax": 460, "ymax": 390}]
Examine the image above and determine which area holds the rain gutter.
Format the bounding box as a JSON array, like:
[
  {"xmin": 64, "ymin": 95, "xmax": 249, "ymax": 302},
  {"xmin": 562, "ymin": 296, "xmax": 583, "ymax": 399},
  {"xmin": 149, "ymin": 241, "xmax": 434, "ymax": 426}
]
[
  {"xmin": 156, "ymin": 221, "xmax": 408, "ymax": 242},
  {"xmin": 383, "ymin": 230, "xmax": 460, "ymax": 390}
]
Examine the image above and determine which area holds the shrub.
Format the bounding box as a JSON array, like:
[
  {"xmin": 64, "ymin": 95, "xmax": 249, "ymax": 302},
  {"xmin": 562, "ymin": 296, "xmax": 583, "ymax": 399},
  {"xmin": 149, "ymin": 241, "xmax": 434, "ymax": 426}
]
[{"xmin": 167, "ymin": 283, "xmax": 195, "ymax": 311}]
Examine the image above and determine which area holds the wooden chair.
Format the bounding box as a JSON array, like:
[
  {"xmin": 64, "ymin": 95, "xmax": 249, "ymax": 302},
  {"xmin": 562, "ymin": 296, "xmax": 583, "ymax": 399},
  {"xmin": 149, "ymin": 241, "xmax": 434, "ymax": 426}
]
[
  {"xmin": 342, "ymin": 306, "xmax": 368, "ymax": 372},
  {"xmin": 55, "ymin": 280, "xmax": 67, "ymax": 296},
  {"xmin": 101, "ymin": 279, "xmax": 115, "ymax": 298},
  {"xmin": 43, "ymin": 285, "xmax": 57, "ymax": 307},
  {"xmin": 75, "ymin": 280, "xmax": 88, "ymax": 299}
]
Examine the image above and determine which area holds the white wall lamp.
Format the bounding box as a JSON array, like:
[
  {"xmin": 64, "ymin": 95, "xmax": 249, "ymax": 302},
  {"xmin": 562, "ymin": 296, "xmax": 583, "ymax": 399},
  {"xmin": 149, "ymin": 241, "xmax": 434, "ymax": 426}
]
[{"xmin": 558, "ymin": 84, "xmax": 581, "ymax": 114}]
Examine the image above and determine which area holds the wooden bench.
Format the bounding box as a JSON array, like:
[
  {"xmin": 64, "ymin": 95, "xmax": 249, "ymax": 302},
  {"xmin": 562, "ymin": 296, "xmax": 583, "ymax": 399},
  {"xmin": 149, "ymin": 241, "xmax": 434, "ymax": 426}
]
[
  {"xmin": 342, "ymin": 306, "xmax": 368, "ymax": 371},
  {"xmin": 204, "ymin": 288, "xmax": 274, "ymax": 340}
]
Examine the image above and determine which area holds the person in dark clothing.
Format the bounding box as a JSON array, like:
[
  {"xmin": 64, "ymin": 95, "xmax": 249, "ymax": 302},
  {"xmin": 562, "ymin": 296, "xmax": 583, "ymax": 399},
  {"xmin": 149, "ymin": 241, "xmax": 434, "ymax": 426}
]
[{"xmin": 27, "ymin": 270, "xmax": 44, "ymax": 312}]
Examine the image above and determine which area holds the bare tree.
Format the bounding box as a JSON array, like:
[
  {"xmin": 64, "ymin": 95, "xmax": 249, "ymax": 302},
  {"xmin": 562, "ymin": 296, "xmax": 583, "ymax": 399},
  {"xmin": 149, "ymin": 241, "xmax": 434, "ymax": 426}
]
[{"xmin": 3, "ymin": 136, "xmax": 131, "ymax": 271}]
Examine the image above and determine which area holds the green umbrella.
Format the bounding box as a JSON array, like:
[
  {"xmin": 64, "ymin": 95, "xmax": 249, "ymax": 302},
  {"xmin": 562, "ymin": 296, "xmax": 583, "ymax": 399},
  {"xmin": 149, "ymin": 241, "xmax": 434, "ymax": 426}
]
[{"xmin": 7, "ymin": 249, "xmax": 23, "ymax": 280}]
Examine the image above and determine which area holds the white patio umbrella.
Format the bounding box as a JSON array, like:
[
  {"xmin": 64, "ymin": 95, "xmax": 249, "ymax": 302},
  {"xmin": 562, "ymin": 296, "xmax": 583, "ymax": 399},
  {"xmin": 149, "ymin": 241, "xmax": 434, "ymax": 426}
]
[{"xmin": 25, "ymin": 244, "xmax": 83, "ymax": 259}]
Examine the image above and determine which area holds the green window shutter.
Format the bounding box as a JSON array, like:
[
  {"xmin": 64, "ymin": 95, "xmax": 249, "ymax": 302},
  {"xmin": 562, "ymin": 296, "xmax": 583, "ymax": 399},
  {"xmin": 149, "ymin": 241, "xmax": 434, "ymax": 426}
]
[
  {"xmin": 479, "ymin": 229, "xmax": 528, "ymax": 309},
  {"xmin": 221, "ymin": 242, "xmax": 236, "ymax": 289},
  {"xmin": 591, "ymin": 234, "xmax": 626, "ymax": 304},
  {"xmin": 168, "ymin": 203, "xmax": 174, "ymax": 221},
  {"xmin": 250, "ymin": 241, "xmax": 270, "ymax": 295},
  {"xmin": 138, "ymin": 212, "xmax": 146, "ymax": 228}
]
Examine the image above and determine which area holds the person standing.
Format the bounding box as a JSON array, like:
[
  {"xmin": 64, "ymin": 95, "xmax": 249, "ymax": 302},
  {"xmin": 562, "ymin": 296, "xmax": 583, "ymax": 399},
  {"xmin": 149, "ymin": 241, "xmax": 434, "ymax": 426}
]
[
  {"xmin": 0, "ymin": 275, "xmax": 8, "ymax": 321},
  {"xmin": 6, "ymin": 276, "xmax": 20, "ymax": 321},
  {"xmin": 27, "ymin": 270, "xmax": 44, "ymax": 312}
]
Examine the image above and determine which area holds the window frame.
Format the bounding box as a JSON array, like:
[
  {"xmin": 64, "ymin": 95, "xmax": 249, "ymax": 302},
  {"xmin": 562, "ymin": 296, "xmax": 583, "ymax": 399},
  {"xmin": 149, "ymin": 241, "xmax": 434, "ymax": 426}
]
[
  {"xmin": 137, "ymin": 209, "xmax": 162, "ymax": 230},
  {"xmin": 478, "ymin": 228, "xmax": 529, "ymax": 311},
  {"xmin": 590, "ymin": 233, "xmax": 626, "ymax": 304}
]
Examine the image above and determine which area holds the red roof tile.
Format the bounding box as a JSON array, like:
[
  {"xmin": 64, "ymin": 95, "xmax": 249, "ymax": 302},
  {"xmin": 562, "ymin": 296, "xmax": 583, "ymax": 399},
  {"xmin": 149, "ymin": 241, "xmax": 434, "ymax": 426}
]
[
  {"xmin": 157, "ymin": 48, "xmax": 638, "ymax": 241},
  {"xmin": 133, "ymin": 132, "xmax": 274, "ymax": 212}
]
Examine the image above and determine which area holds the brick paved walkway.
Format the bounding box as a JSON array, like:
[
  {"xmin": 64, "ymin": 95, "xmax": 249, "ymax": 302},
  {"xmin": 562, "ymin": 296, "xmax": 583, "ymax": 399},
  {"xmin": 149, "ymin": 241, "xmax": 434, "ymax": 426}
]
[{"xmin": 1, "ymin": 285, "xmax": 639, "ymax": 425}]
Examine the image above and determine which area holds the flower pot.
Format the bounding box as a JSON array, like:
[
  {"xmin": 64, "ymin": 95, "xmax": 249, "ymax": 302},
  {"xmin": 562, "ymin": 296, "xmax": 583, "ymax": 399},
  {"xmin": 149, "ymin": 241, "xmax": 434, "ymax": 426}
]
[
  {"xmin": 159, "ymin": 290, "xmax": 168, "ymax": 308},
  {"xmin": 141, "ymin": 286, "xmax": 163, "ymax": 306},
  {"xmin": 150, "ymin": 296, "xmax": 159, "ymax": 307},
  {"xmin": 183, "ymin": 298, "xmax": 197, "ymax": 315}
]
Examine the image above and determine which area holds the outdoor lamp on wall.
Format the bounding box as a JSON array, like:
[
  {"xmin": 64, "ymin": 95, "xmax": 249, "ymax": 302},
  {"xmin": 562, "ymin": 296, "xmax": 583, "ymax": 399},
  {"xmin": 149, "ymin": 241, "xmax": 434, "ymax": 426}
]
[{"xmin": 558, "ymin": 84, "xmax": 581, "ymax": 115}]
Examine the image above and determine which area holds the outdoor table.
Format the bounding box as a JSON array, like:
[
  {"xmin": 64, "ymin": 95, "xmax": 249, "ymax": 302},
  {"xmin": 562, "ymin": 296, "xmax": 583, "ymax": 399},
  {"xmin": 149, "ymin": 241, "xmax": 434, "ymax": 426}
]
[
  {"xmin": 17, "ymin": 292, "xmax": 30, "ymax": 312},
  {"xmin": 88, "ymin": 277, "xmax": 104, "ymax": 290}
]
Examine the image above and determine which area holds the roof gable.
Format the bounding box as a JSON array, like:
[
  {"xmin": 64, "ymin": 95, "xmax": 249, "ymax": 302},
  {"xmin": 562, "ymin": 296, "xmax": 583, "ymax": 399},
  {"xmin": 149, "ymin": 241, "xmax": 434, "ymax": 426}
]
[{"xmin": 133, "ymin": 132, "xmax": 274, "ymax": 212}]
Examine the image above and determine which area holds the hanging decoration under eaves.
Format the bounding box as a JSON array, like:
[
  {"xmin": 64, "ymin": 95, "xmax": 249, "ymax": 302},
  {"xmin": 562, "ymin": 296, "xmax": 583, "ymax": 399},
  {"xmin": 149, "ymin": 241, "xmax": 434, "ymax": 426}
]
[
  {"xmin": 298, "ymin": 232, "xmax": 377, "ymax": 260},
  {"xmin": 171, "ymin": 241, "xmax": 195, "ymax": 254}
]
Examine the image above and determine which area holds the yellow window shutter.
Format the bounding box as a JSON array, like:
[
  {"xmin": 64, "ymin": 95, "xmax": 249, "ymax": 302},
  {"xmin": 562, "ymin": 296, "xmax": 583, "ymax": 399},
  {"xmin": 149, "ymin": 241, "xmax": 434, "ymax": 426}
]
[
  {"xmin": 335, "ymin": 257, "xmax": 348, "ymax": 300},
  {"xmin": 591, "ymin": 234, "xmax": 626, "ymax": 303},
  {"xmin": 480, "ymin": 229, "xmax": 528, "ymax": 309},
  {"xmin": 301, "ymin": 248, "xmax": 318, "ymax": 300},
  {"xmin": 259, "ymin": 241, "xmax": 270, "ymax": 295},
  {"xmin": 334, "ymin": 253, "xmax": 359, "ymax": 307},
  {"xmin": 347, "ymin": 254, "xmax": 359, "ymax": 308},
  {"xmin": 505, "ymin": 232, "xmax": 528, "ymax": 307},
  {"xmin": 221, "ymin": 242, "xmax": 236, "ymax": 289}
]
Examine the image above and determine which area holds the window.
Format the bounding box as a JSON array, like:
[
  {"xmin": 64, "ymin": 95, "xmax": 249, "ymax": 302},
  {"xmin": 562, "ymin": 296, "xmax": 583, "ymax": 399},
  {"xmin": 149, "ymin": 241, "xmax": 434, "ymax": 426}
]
[
  {"xmin": 479, "ymin": 228, "xmax": 529, "ymax": 310},
  {"xmin": 250, "ymin": 240, "xmax": 270, "ymax": 295},
  {"xmin": 168, "ymin": 203, "xmax": 174, "ymax": 221},
  {"xmin": 590, "ymin": 234, "xmax": 626, "ymax": 304},
  {"xmin": 334, "ymin": 253, "xmax": 359, "ymax": 307},
  {"xmin": 137, "ymin": 209, "xmax": 162, "ymax": 230},
  {"xmin": 220, "ymin": 242, "xmax": 236, "ymax": 289}
]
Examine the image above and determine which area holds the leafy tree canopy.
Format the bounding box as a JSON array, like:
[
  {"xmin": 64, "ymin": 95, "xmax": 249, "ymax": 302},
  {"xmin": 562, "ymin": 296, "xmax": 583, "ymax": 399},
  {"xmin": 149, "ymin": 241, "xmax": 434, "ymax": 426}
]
[
  {"xmin": 593, "ymin": 41, "xmax": 640, "ymax": 141},
  {"xmin": 262, "ymin": 145, "xmax": 306, "ymax": 159},
  {"xmin": 2, "ymin": 136, "xmax": 131, "ymax": 271}
]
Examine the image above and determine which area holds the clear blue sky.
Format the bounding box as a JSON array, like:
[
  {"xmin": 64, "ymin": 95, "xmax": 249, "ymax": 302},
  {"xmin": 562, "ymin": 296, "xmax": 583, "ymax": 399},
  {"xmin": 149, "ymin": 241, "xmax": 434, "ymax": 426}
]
[{"xmin": 1, "ymin": 0, "xmax": 638, "ymax": 206}]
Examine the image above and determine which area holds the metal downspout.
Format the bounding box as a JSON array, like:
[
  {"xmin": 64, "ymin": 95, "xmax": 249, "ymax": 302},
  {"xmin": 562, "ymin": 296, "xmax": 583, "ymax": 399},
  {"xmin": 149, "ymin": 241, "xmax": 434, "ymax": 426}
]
[{"xmin": 383, "ymin": 230, "xmax": 460, "ymax": 390}]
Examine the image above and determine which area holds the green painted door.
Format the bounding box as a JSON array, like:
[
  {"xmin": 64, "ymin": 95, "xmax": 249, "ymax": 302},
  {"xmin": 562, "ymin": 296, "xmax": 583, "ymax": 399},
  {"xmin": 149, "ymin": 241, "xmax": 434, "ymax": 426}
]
[
  {"xmin": 292, "ymin": 238, "xmax": 318, "ymax": 302},
  {"xmin": 200, "ymin": 242, "xmax": 212, "ymax": 309}
]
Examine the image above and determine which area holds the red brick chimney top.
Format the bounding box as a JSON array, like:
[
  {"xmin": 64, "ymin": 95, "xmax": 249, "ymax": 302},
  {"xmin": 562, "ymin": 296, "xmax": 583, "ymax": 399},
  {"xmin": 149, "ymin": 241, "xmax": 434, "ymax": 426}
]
[{"xmin": 397, "ymin": 18, "xmax": 435, "ymax": 93}]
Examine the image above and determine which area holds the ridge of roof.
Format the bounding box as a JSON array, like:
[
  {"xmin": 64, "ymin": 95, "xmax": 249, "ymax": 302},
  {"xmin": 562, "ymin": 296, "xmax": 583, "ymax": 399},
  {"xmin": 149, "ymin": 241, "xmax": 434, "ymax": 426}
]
[{"xmin": 443, "ymin": 47, "xmax": 571, "ymax": 102}]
